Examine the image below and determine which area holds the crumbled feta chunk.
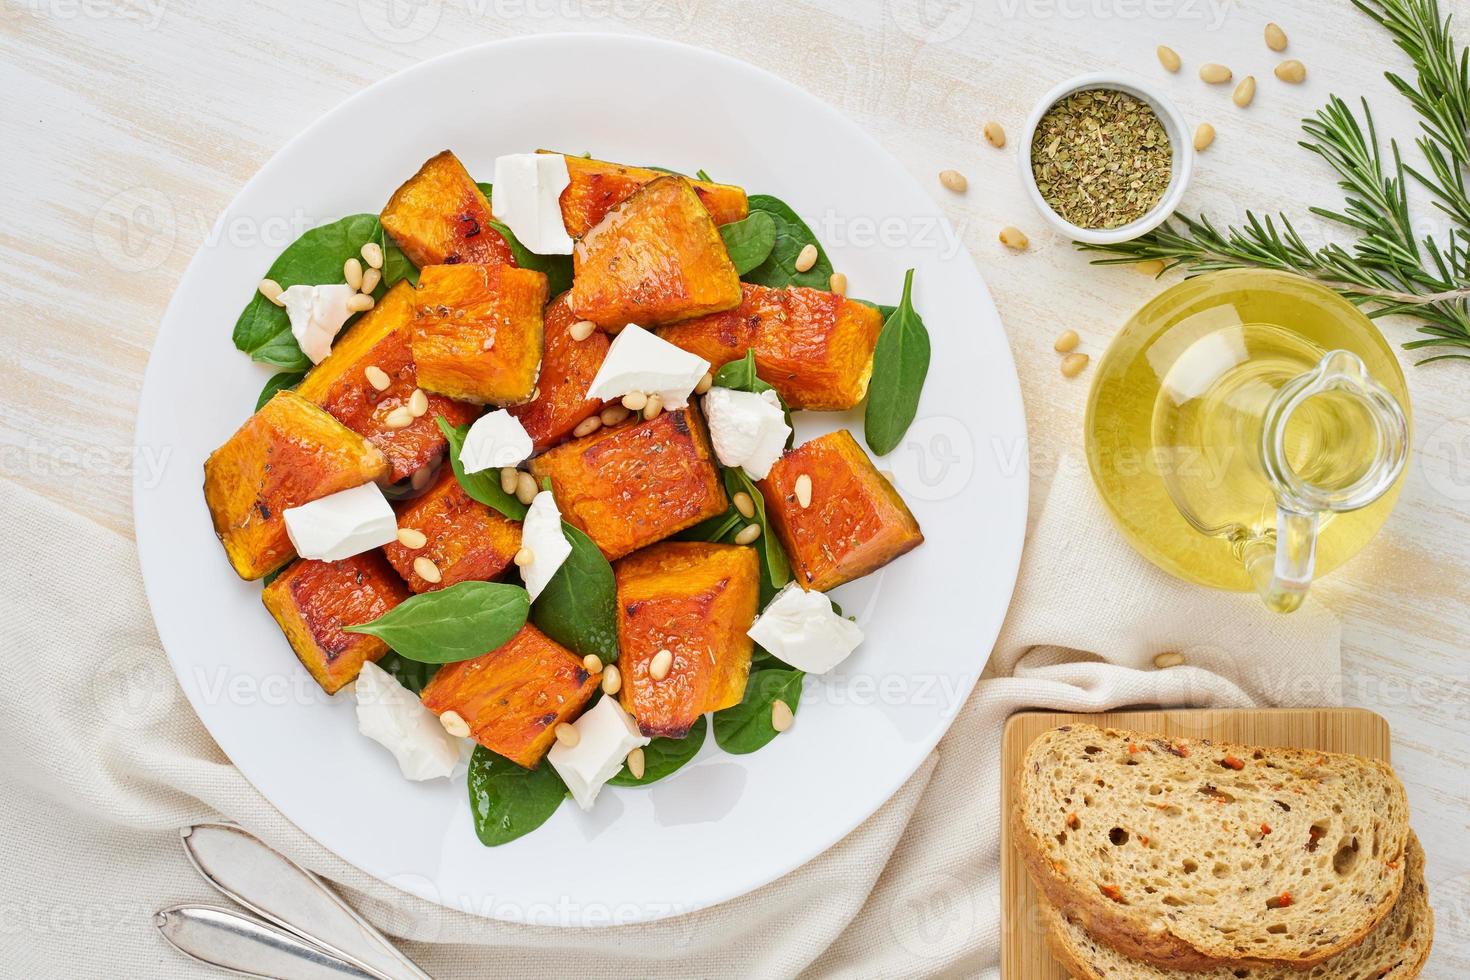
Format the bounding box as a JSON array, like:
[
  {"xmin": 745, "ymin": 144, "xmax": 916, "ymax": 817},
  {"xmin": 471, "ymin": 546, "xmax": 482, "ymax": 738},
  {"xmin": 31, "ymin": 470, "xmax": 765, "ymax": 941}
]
[
  {"xmin": 280, "ymin": 283, "xmax": 357, "ymax": 364},
  {"xmin": 584, "ymin": 324, "xmax": 711, "ymax": 408},
  {"xmin": 703, "ymin": 386, "xmax": 791, "ymax": 480},
  {"xmin": 520, "ymin": 490, "xmax": 572, "ymax": 601},
  {"xmin": 282, "ymin": 482, "xmax": 397, "ymax": 562},
  {"xmin": 459, "ymin": 410, "xmax": 533, "ymax": 473},
  {"xmin": 489, "ymin": 153, "xmax": 574, "ymax": 255},
  {"xmin": 548, "ymin": 696, "xmax": 650, "ymax": 810},
  {"xmin": 747, "ymin": 583, "xmax": 864, "ymax": 674},
  {"xmin": 354, "ymin": 662, "xmax": 460, "ymax": 781}
]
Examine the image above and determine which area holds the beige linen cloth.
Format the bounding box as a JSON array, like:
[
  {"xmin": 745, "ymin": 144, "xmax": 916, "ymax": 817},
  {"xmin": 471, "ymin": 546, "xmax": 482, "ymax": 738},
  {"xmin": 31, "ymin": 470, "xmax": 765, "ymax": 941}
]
[{"xmin": 0, "ymin": 460, "xmax": 1340, "ymax": 979}]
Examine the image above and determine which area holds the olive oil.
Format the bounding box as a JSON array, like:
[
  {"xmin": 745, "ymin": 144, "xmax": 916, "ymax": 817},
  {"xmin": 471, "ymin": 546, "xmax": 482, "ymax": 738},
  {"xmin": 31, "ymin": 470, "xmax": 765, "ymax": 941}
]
[{"xmin": 1086, "ymin": 270, "xmax": 1410, "ymax": 593}]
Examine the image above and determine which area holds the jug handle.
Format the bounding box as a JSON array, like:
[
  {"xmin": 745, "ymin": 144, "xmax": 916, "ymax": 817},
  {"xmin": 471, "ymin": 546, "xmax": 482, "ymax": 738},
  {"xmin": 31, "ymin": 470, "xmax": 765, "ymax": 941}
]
[{"xmin": 1241, "ymin": 506, "xmax": 1318, "ymax": 614}]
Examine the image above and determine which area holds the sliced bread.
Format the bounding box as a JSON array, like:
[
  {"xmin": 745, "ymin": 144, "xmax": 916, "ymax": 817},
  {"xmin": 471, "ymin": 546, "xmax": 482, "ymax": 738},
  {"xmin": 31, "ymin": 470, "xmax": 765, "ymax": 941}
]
[
  {"xmin": 1012, "ymin": 724, "xmax": 1410, "ymax": 971},
  {"xmin": 1041, "ymin": 833, "xmax": 1433, "ymax": 980}
]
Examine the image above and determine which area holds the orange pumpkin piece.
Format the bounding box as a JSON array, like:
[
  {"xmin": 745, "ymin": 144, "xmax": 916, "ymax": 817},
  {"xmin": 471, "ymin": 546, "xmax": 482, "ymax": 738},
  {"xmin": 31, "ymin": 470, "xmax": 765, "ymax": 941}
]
[
  {"xmin": 657, "ymin": 284, "xmax": 884, "ymax": 411},
  {"xmin": 380, "ymin": 150, "xmax": 514, "ymax": 269},
  {"xmin": 411, "ymin": 262, "xmax": 548, "ymax": 405},
  {"xmin": 528, "ymin": 407, "xmax": 728, "ymax": 561},
  {"xmin": 758, "ymin": 429, "xmax": 924, "ymax": 592},
  {"xmin": 203, "ymin": 390, "xmax": 390, "ymax": 580},
  {"xmin": 552, "ymin": 152, "xmax": 749, "ymax": 238},
  {"xmin": 381, "ymin": 465, "xmax": 522, "ymax": 592},
  {"xmin": 295, "ymin": 281, "xmax": 479, "ymax": 482},
  {"xmin": 506, "ymin": 293, "xmax": 608, "ymax": 450},
  {"xmin": 615, "ymin": 542, "xmax": 759, "ymax": 737},
  {"xmin": 419, "ymin": 623, "xmax": 598, "ymax": 768},
  {"xmin": 567, "ymin": 175, "xmax": 742, "ymax": 332},
  {"xmin": 261, "ymin": 552, "xmax": 411, "ymax": 694}
]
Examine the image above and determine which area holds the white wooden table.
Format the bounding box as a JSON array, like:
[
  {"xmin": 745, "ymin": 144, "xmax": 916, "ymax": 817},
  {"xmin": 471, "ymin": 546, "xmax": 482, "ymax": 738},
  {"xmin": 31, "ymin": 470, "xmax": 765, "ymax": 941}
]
[{"xmin": 4, "ymin": 0, "xmax": 1467, "ymax": 974}]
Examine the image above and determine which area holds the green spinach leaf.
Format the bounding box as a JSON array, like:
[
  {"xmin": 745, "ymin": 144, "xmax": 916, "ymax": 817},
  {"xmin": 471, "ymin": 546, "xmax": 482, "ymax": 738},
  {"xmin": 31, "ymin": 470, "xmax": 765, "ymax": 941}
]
[
  {"xmin": 864, "ymin": 269, "xmax": 931, "ymax": 457},
  {"xmin": 376, "ymin": 652, "xmax": 439, "ymax": 694},
  {"xmin": 345, "ymin": 581, "xmax": 529, "ymax": 663},
  {"xmin": 476, "ymin": 182, "xmax": 574, "ymax": 296},
  {"xmin": 255, "ymin": 370, "xmax": 304, "ymax": 411},
  {"xmin": 531, "ymin": 521, "xmax": 619, "ymax": 663},
  {"xmin": 467, "ymin": 746, "xmax": 566, "ymax": 846},
  {"xmin": 719, "ymin": 212, "xmax": 777, "ymax": 275},
  {"xmin": 608, "ymin": 715, "xmax": 707, "ymax": 786},
  {"xmin": 695, "ymin": 168, "xmax": 714, "ymax": 182},
  {"xmin": 724, "ymin": 468, "xmax": 791, "ymax": 600},
  {"xmin": 742, "ymin": 194, "xmax": 834, "ymax": 289},
  {"xmin": 713, "ymin": 668, "xmax": 804, "ymax": 754},
  {"xmin": 436, "ymin": 417, "xmax": 529, "ymax": 521}
]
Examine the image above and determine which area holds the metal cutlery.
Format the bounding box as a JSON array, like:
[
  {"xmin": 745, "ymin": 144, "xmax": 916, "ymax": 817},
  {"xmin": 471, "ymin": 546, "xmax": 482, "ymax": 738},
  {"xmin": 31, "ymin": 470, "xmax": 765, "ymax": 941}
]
[{"xmin": 154, "ymin": 905, "xmax": 377, "ymax": 979}]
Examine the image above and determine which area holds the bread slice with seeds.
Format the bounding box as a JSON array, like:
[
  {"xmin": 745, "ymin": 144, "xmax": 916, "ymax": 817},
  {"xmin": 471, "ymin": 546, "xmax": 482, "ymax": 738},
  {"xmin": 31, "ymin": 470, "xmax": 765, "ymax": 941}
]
[
  {"xmin": 1041, "ymin": 833, "xmax": 1432, "ymax": 979},
  {"xmin": 1012, "ymin": 724, "xmax": 1410, "ymax": 971}
]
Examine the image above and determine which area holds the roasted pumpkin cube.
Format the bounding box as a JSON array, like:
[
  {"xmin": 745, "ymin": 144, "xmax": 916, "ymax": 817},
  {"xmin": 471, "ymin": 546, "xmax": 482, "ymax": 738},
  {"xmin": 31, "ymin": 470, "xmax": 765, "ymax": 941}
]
[
  {"xmin": 528, "ymin": 407, "xmax": 728, "ymax": 560},
  {"xmin": 506, "ymin": 292, "xmax": 608, "ymax": 450},
  {"xmin": 380, "ymin": 150, "xmax": 515, "ymax": 269},
  {"xmin": 381, "ymin": 465, "xmax": 521, "ymax": 592},
  {"xmin": 567, "ymin": 175, "xmax": 741, "ymax": 332},
  {"xmin": 615, "ymin": 542, "xmax": 758, "ymax": 737},
  {"xmin": 203, "ymin": 390, "xmax": 390, "ymax": 580},
  {"xmin": 411, "ymin": 262, "xmax": 548, "ymax": 405},
  {"xmin": 262, "ymin": 552, "xmax": 411, "ymax": 694},
  {"xmin": 419, "ymin": 623, "xmax": 598, "ymax": 768},
  {"xmin": 295, "ymin": 281, "xmax": 480, "ymax": 481},
  {"xmin": 657, "ymin": 284, "xmax": 884, "ymax": 410},
  {"xmin": 552, "ymin": 151, "xmax": 749, "ymax": 238},
  {"xmin": 759, "ymin": 429, "xmax": 923, "ymax": 592}
]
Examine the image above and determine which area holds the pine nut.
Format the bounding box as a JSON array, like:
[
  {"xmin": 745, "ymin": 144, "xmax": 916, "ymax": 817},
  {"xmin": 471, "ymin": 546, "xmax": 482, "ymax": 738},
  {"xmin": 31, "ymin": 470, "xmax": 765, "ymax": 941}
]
[
  {"xmin": 396, "ymin": 527, "xmax": 427, "ymax": 549},
  {"xmin": 694, "ymin": 372, "xmax": 714, "ymax": 395},
  {"xmin": 626, "ymin": 747, "xmax": 645, "ymax": 780},
  {"xmin": 1060, "ymin": 352, "xmax": 1090, "ymax": 379},
  {"xmin": 999, "ymin": 226, "xmax": 1029, "ymax": 251},
  {"xmin": 600, "ymin": 404, "xmax": 631, "ymax": 426},
  {"xmin": 258, "ymin": 278, "xmax": 285, "ymax": 306},
  {"xmin": 1136, "ymin": 259, "xmax": 1166, "ymax": 277},
  {"xmin": 408, "ymin": 388, "xmax": 429, "ymax": 417},
  {"xmin": 515, "ymin": 471, "xmax": 538, "ymax": 506},
  {"xmin": 794, "ymin": 474, "xmax": 813, "ymax": 509},
  {"xmin": 733, "ymin": 491, "xmax": 756, "ymax": 519},
  {"xmin": 601, "ymin": 663, "xmax": 622, "ymax": 695},
  {"xmin": 794, "ymin": 243, "xmax": 819, "ymax": 272},
  {"xmin": 1154, "ymin": 651, "xmax": 1186, "ymax": 668},
  {"xmin": 360, "ymin": 267, "xmax": 381, "ymax": 294},
  {"xmin": 1193, "ymin": 123, "xmax": 1216, "ymax": 152},
  {"xmin": 582, "ymin": 654, "xmax": 603, "ymax": 674},
  {"xmin": 1264, "ymin": 22, "xmax": 1287, "ymax": 52},
  {"xmin": 514, "ymin": 547, "xmax": 535, "ymax": 568},
  {"xmin": 1156, "ymin": 45, "xmax": 1181, "ymax": 72},
  {"xmin": 1199, "ymin": 63, "xmax": 1232, "ymax": 84},
  {"xmin": 384, "ymin": 406, "xmax": 414, "ymax": 429},
  {"xmin": 828, "ymin": 272, "xmax": 848, "ymax": 296},
  {"xmin": 938, "ymin": 169, "xmax": 968, "ymax": 193},
  {"xmin": 364, "ymin": 365, "xmax": 391, "ymax": 391},
  {"xmin": 410, "ymin": 465, "xmax": 434, "ymax": 491},
  {"xmin": 439, "ymin": 710, "xmax": 470, "ymax": 737},
  {"xmin": 570, "ymin": 319, "xmax": 597, "ymax": 341},
  {"xmin": 1233, "ymin": 76, "xmax": 1256, "ymax": 108},
  {"xmin": 347, "ymin": 293, "xmax": 375, "ymax": 313},
  {"xmin": 573, "ymin": 415, "xmax": 602, "ymax": 438},
  {"xmin": 554, "ymin": 722, "xmax": 580, "ymax": 747},
  {"xmin": 621, "ymin": 391, "xmax": 648, "ymax": 411},
  {"xmin": 360, "ymin": 241, "xmax": 384, "ymax": 270},
  {"xmin": 649, "ymin": 648, "xmax": 673, "ymax": 681},
  {"xmin": 413, "ymin": 556, "xmax": 442, "ymax": 583},
  {"xmin": 1274, "ymin": 59, "xmax": 1306, "ymax": 84},
  {"xmin": 771, "ymin": 699, "xmax": 794, "ymax": 732},
  {"xmin": 344, "ymin": 257, "xmax": 364, "ymax": 291},
  {"xmin": 734, "ymin": 524, "xmax": 762, "ymax": 545},
  {"xmin": 983, "ymin": 121, "xmax": 1006, "ymax": 148},
  {"xmin": 1054, "ymin": 330, "xmax": 1080, "ymax": 354},
  {"xmin": 641, "ymin": 393, "xmax": 663, "ymax": 420}
]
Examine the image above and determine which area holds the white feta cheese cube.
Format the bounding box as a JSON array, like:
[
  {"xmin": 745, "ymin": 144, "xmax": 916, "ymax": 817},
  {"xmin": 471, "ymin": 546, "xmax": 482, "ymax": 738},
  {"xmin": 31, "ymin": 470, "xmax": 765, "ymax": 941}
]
[
  {"xmin": 702, "ymin": 386, "xmax": 791, "ymax": 480},
  {"xmin": 489, "ymin": 153, "xmax": 574, "ymax": 255},
  {"xmin": 354, "ymin": 661, "xmax": 460, "ymax": 781},
  {"xmin": 747, "ymin": 583, "xmax": 864, "ymax": 674},
  {"xmin": 584, "ymin": 324, "xmax": 711, "ymax": 409},
  {"xmin": 282, "ymin": 482, "xmax": 397, "ymax": 562},
  {"xmin": 548, "ymin": 696, "xmax": 650, "ymax": 810},
  {"xmin": 280, "ymin": 282, "xmax": 357, "ymax": 364},
  {"xmin": 459, "ymin": 409, "xmax": 533, "ymax": 473},
  {"xmin": 520, "ymin": 490, "xmax": 572, "ymax": 601}
]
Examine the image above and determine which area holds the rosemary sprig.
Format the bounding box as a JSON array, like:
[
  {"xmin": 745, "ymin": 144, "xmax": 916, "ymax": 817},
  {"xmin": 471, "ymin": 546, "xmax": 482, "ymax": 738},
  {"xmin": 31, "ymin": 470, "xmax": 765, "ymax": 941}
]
[{"xmin": 1079, "ymin": 0, "xmax": 1470, "ymax": 364}]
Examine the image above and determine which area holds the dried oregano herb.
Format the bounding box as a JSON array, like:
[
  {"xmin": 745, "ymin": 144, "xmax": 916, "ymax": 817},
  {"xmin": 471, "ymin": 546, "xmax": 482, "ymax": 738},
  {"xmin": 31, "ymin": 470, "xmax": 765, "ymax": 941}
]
[{"xmin": 1031, "ymin": 89, "xmax": 1172, "ymax": 229}]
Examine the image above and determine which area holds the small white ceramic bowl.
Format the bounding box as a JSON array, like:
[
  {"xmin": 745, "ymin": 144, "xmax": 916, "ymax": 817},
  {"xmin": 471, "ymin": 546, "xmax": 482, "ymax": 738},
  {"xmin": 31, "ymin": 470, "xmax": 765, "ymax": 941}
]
[{"xmin": 1018, "ymin": 72, "xmax": 1193, "ymax": 245}]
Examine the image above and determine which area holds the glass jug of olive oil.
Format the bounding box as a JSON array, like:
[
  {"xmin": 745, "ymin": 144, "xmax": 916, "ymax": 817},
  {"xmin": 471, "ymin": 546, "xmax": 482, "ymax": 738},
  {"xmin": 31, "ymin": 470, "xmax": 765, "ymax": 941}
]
[{"xmin": 1085, "ymin": 270, "xmax": 1411, "ymax": 612}]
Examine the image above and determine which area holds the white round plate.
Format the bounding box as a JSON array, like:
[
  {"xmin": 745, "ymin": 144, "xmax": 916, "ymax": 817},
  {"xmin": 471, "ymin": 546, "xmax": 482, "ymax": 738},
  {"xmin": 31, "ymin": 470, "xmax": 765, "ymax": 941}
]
[{"xmin": 134, "ymin": 34, "xmax": 1027, "ymax": 925}]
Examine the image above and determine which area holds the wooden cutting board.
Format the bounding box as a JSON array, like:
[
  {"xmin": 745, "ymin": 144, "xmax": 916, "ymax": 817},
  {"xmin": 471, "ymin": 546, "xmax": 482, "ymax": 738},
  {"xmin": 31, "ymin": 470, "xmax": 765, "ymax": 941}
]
[{"xmin": 999, "ymin": 708, "xmax": 1392, "ymax": 980}]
